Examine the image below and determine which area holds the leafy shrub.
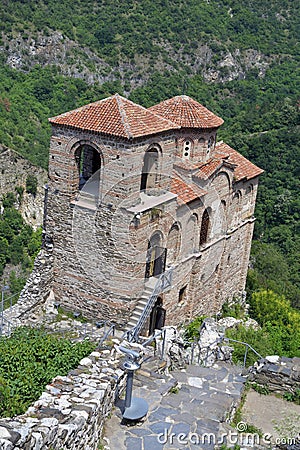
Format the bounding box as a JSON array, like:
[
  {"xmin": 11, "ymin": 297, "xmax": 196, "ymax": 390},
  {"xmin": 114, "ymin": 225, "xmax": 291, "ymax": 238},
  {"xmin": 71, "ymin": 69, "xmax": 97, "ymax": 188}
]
[
  {"xmin": 226, "ymin": 290, "xmax": 300, "ymax": 366},
  {"xmin": 15, "ymin": 186, "xmax": 24, "ymax": 200},
  {"xmin": 2, "ymin": 192, "xmax": 16, "ymax": 208},
  {"xmin": 283, "ymin": 389, "xmax": 300, "ymax": 405},
  {"xmin": 221, "ymin": 299, "xmax": 245, "ymax": 319},
  {"xmin": 0, "ymin": 196, "xmax": 42, "ymax": 290},
  {"xmin": 0, "ymin": 327, "xmax": 96, "ymax": 417},
  {"xmin": 25, "ymin": 175, "xmax": 38, "ymax": 196},
  {"xmin": 183, "ymin": 315, "xmax": 207, "ymax": 342}
]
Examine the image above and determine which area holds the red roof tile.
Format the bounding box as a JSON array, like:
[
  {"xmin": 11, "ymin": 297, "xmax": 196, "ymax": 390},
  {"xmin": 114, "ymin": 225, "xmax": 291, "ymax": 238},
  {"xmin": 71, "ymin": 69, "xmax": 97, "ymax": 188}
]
[
  {"xmin": 149, "ymin": 95, "xmax": 224, "ymax": 129},
  {"xmin": 173, "ymin": 160, "xmax": 199, "ymax": 171},
  {"xmin": 49, "ymin": 94, "xmax": 179, "ymax": 139},
  {"xmin": 194, "ymin": 158, "xmax": 224, "ymax": 179},
  {"xmin": 171, "ymin": 172, "xmax": 207, "ymax": 205},
  {"xmin": 216, "ymin": 142, "xmax": 264, "ymax": 181}
]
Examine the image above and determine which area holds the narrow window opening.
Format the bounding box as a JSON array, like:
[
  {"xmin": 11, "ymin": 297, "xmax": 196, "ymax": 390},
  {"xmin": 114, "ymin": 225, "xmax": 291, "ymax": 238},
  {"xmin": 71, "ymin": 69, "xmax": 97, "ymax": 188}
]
[
  {"xmin": 141, "ymin": 148, "xmax": 159, "ymax": 191},
  {"xmin": 178, "ymin": 285, "xmax": 187, "ymax": 303},
  {"xmin": 199, "ymin": 209, "xmax": 210, "ymax": 246},
  {"xmin": 207, "ymin": 136, "xmax": 214, "ymax": 154}
]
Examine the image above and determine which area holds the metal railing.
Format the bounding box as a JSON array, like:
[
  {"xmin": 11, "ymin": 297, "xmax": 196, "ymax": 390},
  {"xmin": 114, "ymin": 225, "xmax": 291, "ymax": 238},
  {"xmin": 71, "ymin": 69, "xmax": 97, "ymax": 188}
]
[
  {"xmin": 0, "ymin": 291, "xmax": 20, "ymax": 336},
  {"xmin": 222, "ymin": 337, "xmax": 263, "ymax": 368},
  {"xmin": 125, "ymin": 267, "xmax": 173, "ymax": 342},
  {"xmin": 188, "ymin": 335, "xmax": 263, "ymax": 368},
  {"xmin": 0, "ymin": 316, "xmax": 14, "ymax": 337},
  {"xmin": 141, "ymin": 328, "xmax": 167, "ymax": 361},
  {"xmin": 98, "ymin": 323, "xmax": 116, "ymax": 347}
]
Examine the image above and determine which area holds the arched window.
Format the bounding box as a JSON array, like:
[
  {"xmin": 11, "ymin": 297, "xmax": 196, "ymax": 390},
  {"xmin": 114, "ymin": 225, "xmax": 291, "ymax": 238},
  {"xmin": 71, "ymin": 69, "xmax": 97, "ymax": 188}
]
[
  {"xmin": 140, "ymin": 148, "xmax": 159, "ymax": 191},
  {"xmin": 75, "ymin": 144, "xmax": 101, "ymax": 190},
  {"xmin": 145, "ymin": 231, "xmax": 166, "ymax": 278},
  {"xmin": 231, "ymin": 191, "xmax": 242, "ymax": 228},
  {"xmin": 166, "ymin": 222, "xmax": 181, "ymax": 265},
  {"xmin": 199, "ymin": 209, "xmax": 210, "ymax": 246},
  {"xmin": 245, "ymin": 184, "xmax": 253, "ymax": 195},
  {"xmin": 182, "ymin": 140, "xmax": 192, "ymax": 159},
  {"xmin": 220, "ymin": 200, "xmax": 227, "ymax": 234},
  {"xmin": 207, "ymin": 136, "xmax": 214, "ymax": 154},
  {"xmin": 185, "ymin": 214, "xmax": 198, "ymax": 255}
]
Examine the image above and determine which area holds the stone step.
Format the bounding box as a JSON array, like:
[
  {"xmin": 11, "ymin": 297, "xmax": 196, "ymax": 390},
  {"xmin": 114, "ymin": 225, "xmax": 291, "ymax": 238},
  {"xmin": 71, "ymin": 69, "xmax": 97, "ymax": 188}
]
[{"xmin": 135, "ymin": 305, "xmax": 146, "ymax": 313}]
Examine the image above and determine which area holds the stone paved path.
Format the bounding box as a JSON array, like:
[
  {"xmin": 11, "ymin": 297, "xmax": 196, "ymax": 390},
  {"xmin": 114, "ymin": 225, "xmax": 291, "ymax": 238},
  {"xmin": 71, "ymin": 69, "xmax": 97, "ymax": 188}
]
[{"xmin": 104, "ymin": 361, "xmax": 246, "ymax": 450}]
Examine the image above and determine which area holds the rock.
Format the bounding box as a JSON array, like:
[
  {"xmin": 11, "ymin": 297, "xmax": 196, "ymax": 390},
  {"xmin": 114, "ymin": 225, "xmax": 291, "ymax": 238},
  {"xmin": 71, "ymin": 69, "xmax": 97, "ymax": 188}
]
[
  {"xmin": 0, "ymin": 428, "xmax": 11, "ymax": 439},
  {"xmin": 79, "ymin": 357, "xmax": 93, "ymax": 367},
  {"xmin": 218, "ymin": 317, "xmax": 242, "ymax": 329},
  {"xmin": 265, "ymin": 355, "xmax": 280, "ymax": 364},
  {"xmin": 40, "ymin": 418, "xmax": 59, "ymax": 428},
  {"xmin": 187, "ymin": 377, "xmax": 203, "ymax": 388},
  {"xmin": 0, "ymin": 439, "xmax": 14, "ymax": 450},
  {"xmin": 243, "ymin": 318, "xmax": 259, "ymax": 329},
  {"xmin": 90, "ymin": 351, "xmax": 101, "ymax": 358},
  {"xmin": 218, "ymin": 345, "xmax": 234, "ymax": 361}
]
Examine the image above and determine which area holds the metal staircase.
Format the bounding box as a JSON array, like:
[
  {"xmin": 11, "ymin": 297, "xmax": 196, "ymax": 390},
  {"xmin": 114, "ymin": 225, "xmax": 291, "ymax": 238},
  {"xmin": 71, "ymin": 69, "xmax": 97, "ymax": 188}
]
[{"xmin": 124, "ymin": 267, "xmax": 173, "ymax": 342}]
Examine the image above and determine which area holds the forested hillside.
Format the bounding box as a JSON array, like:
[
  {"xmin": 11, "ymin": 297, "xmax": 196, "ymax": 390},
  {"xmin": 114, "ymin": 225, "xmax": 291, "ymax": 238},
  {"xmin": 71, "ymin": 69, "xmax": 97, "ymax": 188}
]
[{"xmin": 0, "ymin": 0, "xmax": 299, "ymax": 307}]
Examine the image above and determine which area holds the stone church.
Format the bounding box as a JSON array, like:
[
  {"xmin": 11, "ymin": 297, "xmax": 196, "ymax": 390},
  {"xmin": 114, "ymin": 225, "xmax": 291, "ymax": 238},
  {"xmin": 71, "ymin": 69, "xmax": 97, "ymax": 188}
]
[{"xmin": 46, "ymin": 94, "xmax": 263, "ymax": 335}]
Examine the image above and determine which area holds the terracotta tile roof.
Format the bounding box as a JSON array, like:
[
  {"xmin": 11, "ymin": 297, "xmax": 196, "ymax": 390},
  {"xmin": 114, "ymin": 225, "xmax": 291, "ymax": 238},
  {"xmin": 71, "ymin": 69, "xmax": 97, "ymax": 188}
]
[
  {"xmin": 49, "ymin": 94, "xmax": 179, "ymax": 139},
  {"xmin": 171, "ymin": 172, "xmax": 207, "ymax": 205},
  {"xmin": 216, "ymin": 142, "xmax": 264, "ymax": 181},
  {"xmin": 173, "ymin": 160, "xmax": 199, "ymax": 171},
  {"xmin": 194, "ymin": 158, "xmax": 224, "ymax": 179},
  {"xmin": 149, "ymin": 95, "xmax": 224, "ymax": 129}
]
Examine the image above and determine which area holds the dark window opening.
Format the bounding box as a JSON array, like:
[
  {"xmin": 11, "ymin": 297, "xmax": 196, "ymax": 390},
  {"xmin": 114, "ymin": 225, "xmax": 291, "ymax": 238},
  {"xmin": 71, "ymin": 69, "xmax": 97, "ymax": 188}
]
[
  {"xmin": 207, "ymin": 136, "xmax": 214, "ymax": 154},
  {"xmin": 75, "ymin": 145, "xmax": 101, "ymax": 191},
  {"xmin": 149, "ymin": 297, "xmax": 166, "ymax": 335},
  {"xmin": 199, "ymin": 209, "xmax": 210, "ymax": 246},
  {"xmin": 140, "ymin": 149, "xmax": 159, "ymax": 191},
  {"xmin": 145, "ymin": 233, "xmax": 167, "ymax": 279},
  {"xmin": 178, "ymin": 285, "xmax": 187, "ymax": 303}
]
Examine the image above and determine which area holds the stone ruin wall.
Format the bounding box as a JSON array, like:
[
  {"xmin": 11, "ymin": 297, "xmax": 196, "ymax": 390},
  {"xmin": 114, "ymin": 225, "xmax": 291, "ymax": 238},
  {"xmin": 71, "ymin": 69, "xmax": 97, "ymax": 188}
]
[
  {"xmin": 3, "ymin": 242, "xmax": 53, "ymax": 330},
  {"xmin": 249, "ymin": 356, "xmax": 300, "ymax": 397}
]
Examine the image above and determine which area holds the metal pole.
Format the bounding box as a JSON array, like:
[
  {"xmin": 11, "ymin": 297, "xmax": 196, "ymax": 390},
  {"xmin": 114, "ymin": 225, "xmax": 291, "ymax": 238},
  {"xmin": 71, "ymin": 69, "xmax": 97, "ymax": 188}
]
[
  {"xmin": 125, "ymin": 371, "xmax": 134, "ymax": 408},
  {"xmin": 161, "ymin": 329, "xmax": 166, "ymax": 360},
  {"xmin": 243, "ymin": 345, "xmax": 249, "ymax": 368},
  {"xmin": 191, "ymin": 341, "xmax": 195, "ymax": 365},
  {"xmin": 1, "ymin": 290, "xmax": 3, "ymax": 336}
]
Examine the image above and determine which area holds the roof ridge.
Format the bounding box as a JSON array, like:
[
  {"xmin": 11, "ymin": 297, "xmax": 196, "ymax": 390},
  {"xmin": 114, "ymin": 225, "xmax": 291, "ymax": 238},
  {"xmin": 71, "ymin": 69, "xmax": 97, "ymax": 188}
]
[
  {"xmin": 114, "ymin": 93, "xmax": 179, "ymax": 136},
  {"xmin": 114, "ymin": 94, "xmax": 133, "ymax": 139}
]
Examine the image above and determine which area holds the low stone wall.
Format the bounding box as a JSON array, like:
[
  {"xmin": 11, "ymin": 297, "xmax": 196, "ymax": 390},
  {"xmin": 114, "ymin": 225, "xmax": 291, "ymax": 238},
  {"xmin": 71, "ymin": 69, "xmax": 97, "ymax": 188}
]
[
  {"xmin": 3, "ymin": 243, "xmax": 53, "ymax": 331},
  {"xmin": 249, "ymin": 356, "xmax": 300, "ymax": 396},
  {"xmin": 0, "ymin": 346, "xmax": 126, "ymax": 450}
]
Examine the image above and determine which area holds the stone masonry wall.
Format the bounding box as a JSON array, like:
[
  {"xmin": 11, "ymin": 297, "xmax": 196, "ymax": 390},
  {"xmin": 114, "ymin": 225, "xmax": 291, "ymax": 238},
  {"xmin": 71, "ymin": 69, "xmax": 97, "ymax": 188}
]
[
  {"xmin": 0, "ymin": 345, "xmax": 126, "ymax": 450},
  {"xmin": 3, "ymin": 241, "xmax": 53, "ymax": 330},
  {"xmin": 45, "ymin": 121, "xmax": 260, "ymax": 330},
  {"xmin": 249, "ymin": 356, "xmax": 300, "ymax": 396}
]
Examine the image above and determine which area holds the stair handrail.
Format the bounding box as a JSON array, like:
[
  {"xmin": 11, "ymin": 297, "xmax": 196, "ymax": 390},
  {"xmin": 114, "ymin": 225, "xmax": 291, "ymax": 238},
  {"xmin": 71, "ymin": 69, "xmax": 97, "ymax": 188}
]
[
  {"xmin": 0, "ymin": 316, "xmax": 14, "ymax": 337},
  {"xmin": 222, "ymin": 336, "xmax": 263, "ymax": 367},
  {"xmin": 126, "ymin": 267, "xmax": 173, "ymax": 342}
]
